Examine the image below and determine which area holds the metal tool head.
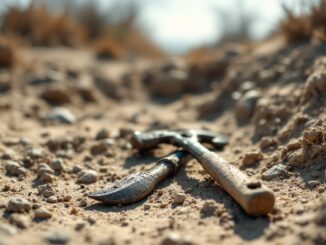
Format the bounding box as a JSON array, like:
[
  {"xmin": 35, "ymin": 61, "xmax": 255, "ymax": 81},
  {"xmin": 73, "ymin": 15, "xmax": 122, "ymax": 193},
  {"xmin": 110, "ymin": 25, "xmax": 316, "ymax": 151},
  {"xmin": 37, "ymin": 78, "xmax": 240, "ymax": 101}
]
[
  {"xmin": 88, "ymin": 151, "xmax": 188, "ymax": 205},
  {"xmin": 131, "ymin": 129, "xmax": 228, "ymax": 151}
]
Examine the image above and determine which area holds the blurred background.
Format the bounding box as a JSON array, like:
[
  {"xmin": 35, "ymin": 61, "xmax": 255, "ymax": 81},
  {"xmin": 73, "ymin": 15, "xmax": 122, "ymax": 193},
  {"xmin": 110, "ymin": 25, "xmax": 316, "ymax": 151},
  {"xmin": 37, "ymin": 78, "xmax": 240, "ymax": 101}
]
[{"xmin": 0, "ymin": 0, "xmax": 323, "ymax": 61}]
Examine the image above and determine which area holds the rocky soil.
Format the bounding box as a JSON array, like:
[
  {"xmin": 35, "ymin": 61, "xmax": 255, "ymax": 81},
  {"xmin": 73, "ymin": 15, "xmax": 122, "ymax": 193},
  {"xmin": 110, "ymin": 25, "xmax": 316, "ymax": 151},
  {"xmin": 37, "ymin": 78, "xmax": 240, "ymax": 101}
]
[{"xmin": 0, "ymin": 39, "xmax": 325, "ymax": 245}]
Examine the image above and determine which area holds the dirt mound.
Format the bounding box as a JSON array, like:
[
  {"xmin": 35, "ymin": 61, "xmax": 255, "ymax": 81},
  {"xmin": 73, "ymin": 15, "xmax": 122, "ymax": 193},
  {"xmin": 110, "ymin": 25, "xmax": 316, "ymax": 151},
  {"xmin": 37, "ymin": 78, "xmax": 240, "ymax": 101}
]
[{"xmin": 0, "ymin": 39, "xmax": 325, "ymax": 245}]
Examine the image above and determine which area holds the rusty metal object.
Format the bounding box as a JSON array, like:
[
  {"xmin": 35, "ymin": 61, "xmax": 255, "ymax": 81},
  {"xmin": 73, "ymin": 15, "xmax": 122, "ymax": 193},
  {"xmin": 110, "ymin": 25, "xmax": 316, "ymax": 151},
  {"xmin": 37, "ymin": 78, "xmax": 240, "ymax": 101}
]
[
  {"xmin": 88, "ymin": 151, "xmax": 189, "ymax": 205},
  {"xmin": 131, "ymin": 129, "xmax": 275, "ymax": 216}
]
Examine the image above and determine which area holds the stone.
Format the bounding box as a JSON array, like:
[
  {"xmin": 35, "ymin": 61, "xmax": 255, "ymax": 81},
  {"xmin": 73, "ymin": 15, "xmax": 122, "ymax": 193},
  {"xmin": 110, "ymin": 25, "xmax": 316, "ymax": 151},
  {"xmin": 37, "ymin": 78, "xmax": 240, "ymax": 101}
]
[
  {"xmin": 49, "ymin": 158, "xmax": 65, "ymax": 172},
  {"xmin": 146, "ymin": 64, "xmax": 189, "ymax": 97},
  {"xmin": 77, "ymin": 170, "xmax": 97, "ymax": 184},
  {"xmin": 43, "ymin": 190, "xmax": 56, "ymax": 198},
  {"xmin": 119, "ymin": 127, "xmax": 134, "ymax": 138},
  {"xmin": 38, "ymin": 165, "xmax": 55, "ymax": 183},
  {"xmin": 262, "ymin": 164, "xmax": 289, "ymax": 181},
  {"xmin": 160, "ymin": 232, "xmax": 194, "ymax": 245},
  {"xmin": 28, "ymin": 148, "xmax": 44, "ymax": 159},
  {"xmin": 79, "ymin": 199, "xmax": 87, "ymax": 207},
  {"xmin": 6, "ymin": 197, "xmax": 32, "ymax": 213},
  {"xmin": 77, "ymin": 84, "xmax": 97, "ymax": 103},
  {"xmin": 242, "ymin": 151, "xmax": 263, "ymax": 166},
  {"xmin": 308, "ymin": 180, "xmax": 321, "ymax": 188},
  {"xmin": 9, "ymin": 214, "xmax": 30, "ymax": 229},
  {"xmin": 28, "ymin": 72, "xmax": 62, "ymax": 85},
  {"xmin": 239, "ymin": 81, "xmax": 256, "ymax": 93},
  {"xmin": 90, "ymin": 142, "xmax": 108, "ymax": 155},
  {"xmin": 5, "ymin": 161, "xmax": 26, "ymax": 176},
  {"xmin": 173, "ymin": 192, "xmax": 186, "ymax": 205},
  {"xmin": 75, "ymin": 222, "xmax": 86, "ymax": 231},
  {"xmin": 41, "ymin": 87, "xmax": 71, "ymax": 105},
  {"xmin": 47, "ymin": 107, "xmax": 76, "ymax": 124},
  {"xmin": 260, "ymin": 136, "xmax": 277, "ymax": 149},
  {"xmin": 34, "ymin": 207, "xmax": 52, "ymax": 219},
  {"xmin": 287, "ymin": 149, "xmax": 305, "ymax": 166},
  {"xmin": 95, "ymin": 128, "xmax": 109, "ymax": 140},
  {"xmin": 47, "ymin": 196, "xmax": 58, "ymax": 203},
  {"xmin": 38, "ymin": 184, "xmax": 54, "ymax": 195},
  {"xmin": 72, "ymin": 165, "xmax": 82, "ymax": 174},
  {"xmin": 86, "ymin": 216, "xmax": 96, "ymax": 225},
  {"xmin": 45, "ymin": 231, "xmax": 70, "ymax": 244},
  {"xmin": 235, "ymin": 90, "xmax": 261, "ymax": 123}
]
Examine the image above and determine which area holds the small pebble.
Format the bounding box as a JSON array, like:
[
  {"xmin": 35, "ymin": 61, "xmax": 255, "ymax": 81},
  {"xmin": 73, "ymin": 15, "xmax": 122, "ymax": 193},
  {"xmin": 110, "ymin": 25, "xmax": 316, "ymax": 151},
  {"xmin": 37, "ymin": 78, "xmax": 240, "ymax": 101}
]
[
  {"xmin": 95, "ymin": 128, "xmax": 109, "ymax": 140},
  {"xmin": 75, "ymin": 222, "xmax": 86, "ymax": 231},
  {"xmin": 28, "ymin": 148, "xmax": 44, "ymax": 159},
  {"xmin": 90, "ymin": 143, "xmax": 108, "ymax": 155},
  {"xmin": 308, "ymin": 180, "xmax": 321, "ymax": 188},
  {"xmin": 38, "ymin": 164, "xmax": 55, "ymax": 178},
  {"xmin": 160, "ymin": 232, "xmax": 194, "ymax": 245},
  {"xmin": 45, "ymin": 230, "xmax": 70, "ymax": 245},
  {"xmin": 70, "ymin": 207, "xmax": 78, "ymax": 215},
  {"xmin": 144, "ymin": 204, "xmax": 151, "ymax": 210},
  {"xmin": 262, "ymin": 164, "xmax": 289, "ymax": 181},
  {"xmin": 79, "ymin": 199, "xmax": 87, "ymax": 207},
  {"xmin": 6, "ymin": 197, "xmax": 32, "ymax": 213},
  {"xmin": 77, "ymin": 170, "xmax": 97, "ymax": 184},
  {"xmin": 235, "ymin": 89, "xmax": 261, "ymax": 123},
  {"xmin": 39, "ymin": 173, "xmax": 55, "ymax": 183},
  {"xmin": 5, "ymin": 161, "xmax": 26, "ymax": 176},
  {"xmin": 49, "ymin": 158, "xmax": 65, "ymax": 172},
  {"xmin": 242, "ymin": 151, "xmax": 263, "ymax": 166},
  {"xmin": 86, "ymin": 216, "xmax": 96, "ymax": 225},
  {"xmin": 38, "ymin": 184, "xmax": 54, "ymax": 195},
  {"xmin": 173, "ymin": 192, "xmax": 186, "ymax": 205},
  {"xmin": 34, "ymin": 207, "xmax": 52, "ymax": 219},
  {"xmin": 47, "ymin": 107, "xmax": 76, "ymax": 124},
  {"xmin": 47, "ymin": 196, "xmax": 58, "ymax": 203},
  {"xmin": 72, "ymin": 165, "xmax": 82, "ymax": 174}
]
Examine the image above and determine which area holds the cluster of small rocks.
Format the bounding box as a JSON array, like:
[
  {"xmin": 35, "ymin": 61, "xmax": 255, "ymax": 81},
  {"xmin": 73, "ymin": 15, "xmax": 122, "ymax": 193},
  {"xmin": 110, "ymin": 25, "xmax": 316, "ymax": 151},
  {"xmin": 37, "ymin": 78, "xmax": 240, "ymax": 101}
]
[{"xmin": 5, "ymin": 161, "xmax": 26, "ymax": 176}]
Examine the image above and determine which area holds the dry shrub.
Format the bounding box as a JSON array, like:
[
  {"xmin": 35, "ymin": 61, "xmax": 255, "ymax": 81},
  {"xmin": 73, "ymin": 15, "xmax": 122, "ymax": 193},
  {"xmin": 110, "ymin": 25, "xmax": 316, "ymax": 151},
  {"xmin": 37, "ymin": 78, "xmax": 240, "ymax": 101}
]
[
  {"xmin": 186, "ymin": 46, "xmax": 211, "ymax": 66},
  {"xmin": 0, "ymin": 35, "xmax": 21, "ymax": 69},
  {"xmin": 0, "ymin": 1, "xmax": 163, "ymax": 59},
  {"xmin": 93, "ymin": 37, "xmax": 125, "ymax": 60},
  {"xmin": 1, "ymin": 4, "xmax": 86, "ymax": 47},
  {"xmin": 281, "ymin": 0, "xmax": 326, "ymax": 43},
  {"xmin": 123, "ymin": 29, "xmax": 164, "ymax": 59}
]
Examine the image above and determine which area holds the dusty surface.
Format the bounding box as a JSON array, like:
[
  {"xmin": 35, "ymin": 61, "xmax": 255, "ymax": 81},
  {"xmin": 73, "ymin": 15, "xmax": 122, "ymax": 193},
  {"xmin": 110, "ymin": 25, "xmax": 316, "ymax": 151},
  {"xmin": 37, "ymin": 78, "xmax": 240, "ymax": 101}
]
[{"xmin": 0, "ymin": 40, "xmax": 326, "ymax": 245}]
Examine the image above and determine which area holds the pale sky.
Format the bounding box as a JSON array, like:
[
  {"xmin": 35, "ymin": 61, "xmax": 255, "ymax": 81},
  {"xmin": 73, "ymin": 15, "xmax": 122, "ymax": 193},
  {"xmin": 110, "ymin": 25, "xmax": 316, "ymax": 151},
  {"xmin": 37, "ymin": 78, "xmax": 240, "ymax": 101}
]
[{"xmin": 3, "ymin": 0, "xmax": 309, "ymax": 53}]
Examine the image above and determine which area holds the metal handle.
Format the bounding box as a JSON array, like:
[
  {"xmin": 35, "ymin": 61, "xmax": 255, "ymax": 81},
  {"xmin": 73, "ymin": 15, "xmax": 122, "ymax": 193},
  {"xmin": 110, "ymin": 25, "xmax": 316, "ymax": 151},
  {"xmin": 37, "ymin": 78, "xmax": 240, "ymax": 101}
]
[{"xmin": 199, "ymin": 151, "xmax": 275, "ymax": 216}]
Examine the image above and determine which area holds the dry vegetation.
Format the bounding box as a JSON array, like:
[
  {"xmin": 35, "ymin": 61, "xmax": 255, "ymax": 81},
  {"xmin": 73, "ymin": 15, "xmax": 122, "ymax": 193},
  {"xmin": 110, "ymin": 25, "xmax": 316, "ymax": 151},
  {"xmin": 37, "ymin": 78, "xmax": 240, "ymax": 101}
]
[
  {"xmin": 0, "ymin": 1, "xmax": 163, "ymax": 59},
  {"xmin": 281, "ymin": 0, "xmax": 326, "ymax": 43}
]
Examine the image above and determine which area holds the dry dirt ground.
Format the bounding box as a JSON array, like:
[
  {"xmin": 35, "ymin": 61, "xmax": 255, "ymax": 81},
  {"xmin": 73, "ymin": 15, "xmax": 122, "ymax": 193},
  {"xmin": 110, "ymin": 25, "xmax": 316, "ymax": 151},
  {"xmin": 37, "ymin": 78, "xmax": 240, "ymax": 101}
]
[{"xmin": 0, "ymin": 39, "xmax": 326, "ymax": 245}]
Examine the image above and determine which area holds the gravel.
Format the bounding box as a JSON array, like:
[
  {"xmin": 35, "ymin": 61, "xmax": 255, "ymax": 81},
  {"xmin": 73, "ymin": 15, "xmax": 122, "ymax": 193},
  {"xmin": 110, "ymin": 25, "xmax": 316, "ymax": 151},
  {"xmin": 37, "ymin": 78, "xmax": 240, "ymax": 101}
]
[{"xmin": 5, "ymin": 161, "xmax": 26, "ymax": 176}]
